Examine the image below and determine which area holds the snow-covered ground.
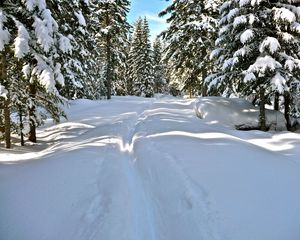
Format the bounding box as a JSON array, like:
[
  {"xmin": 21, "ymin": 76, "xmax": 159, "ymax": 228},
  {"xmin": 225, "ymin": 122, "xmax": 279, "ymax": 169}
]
[{"xmin": 1, "ymin": 96, "xmax": 300, "ymax": 240}]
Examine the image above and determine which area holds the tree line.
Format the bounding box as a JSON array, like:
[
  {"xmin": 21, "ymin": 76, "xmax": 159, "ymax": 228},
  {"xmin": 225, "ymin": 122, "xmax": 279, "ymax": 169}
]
[
  {"xmin": 0, "ymin": 0, "xmax": 167, "ymax": 148},
  {"xmin": 160, "ymin": 0, "xmax": 300, "ymax": 131}
]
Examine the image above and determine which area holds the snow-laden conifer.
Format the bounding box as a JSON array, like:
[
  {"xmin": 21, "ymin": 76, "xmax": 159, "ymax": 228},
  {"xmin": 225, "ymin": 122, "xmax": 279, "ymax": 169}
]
[{"xmin": 208, "ymin": 0, "xmax": 300, "ymax": 129}]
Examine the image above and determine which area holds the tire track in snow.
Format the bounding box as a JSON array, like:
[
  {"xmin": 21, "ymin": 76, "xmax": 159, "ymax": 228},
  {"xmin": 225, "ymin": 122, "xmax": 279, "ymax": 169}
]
[{"xmin": 76, "ymin": 99, "xmax": 158, "ymax": 240}]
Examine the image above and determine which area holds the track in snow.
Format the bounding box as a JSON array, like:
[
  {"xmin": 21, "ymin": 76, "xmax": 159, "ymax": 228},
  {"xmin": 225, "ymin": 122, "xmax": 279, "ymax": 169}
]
[{"xmin": 1, "ymin": 96, "xmax": 300, "ymax": 240}]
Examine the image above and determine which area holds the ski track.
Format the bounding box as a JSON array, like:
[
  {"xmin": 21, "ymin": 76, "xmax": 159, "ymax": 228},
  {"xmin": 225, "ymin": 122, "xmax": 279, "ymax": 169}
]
[{"xmin": 74, "ymin": 97, "xmax": 220, "ymax": 240}]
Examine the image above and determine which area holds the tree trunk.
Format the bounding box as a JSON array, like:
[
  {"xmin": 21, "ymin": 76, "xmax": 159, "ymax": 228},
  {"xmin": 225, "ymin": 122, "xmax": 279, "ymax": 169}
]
[
  {"xmin": 189, "ymin": 87, "xmax": 192, "ymax": 98},
  {"xmin": 105, "ymin": 4, "xmax": 112, "ymax": 100},
  {"xmin": 28, "ymin": 83, "xmax": 37, "ymax": 143},
  {"xmin": 202, "ymin": 67, "xmax": 208, "ymax": 97},
  {"xmin": 259, "ymin": 87, "xmax": 267, "ymax": 131},
  {"xmin": 274, "ymin": 91, "xmax": 279, "ymax": 111},
  {"xmin": 284, "ymin": 91, "xmax": 291, "ymax": 130},
  {"xmin": 19, "ymin": 106, "xmax": 24, "ymax": 146},
  {"xmin": 1, "ymin": 50, "xmax": 11, "ymax": 148},
  {"xmin": 4, "ymin": 97, "xmax": 11, "ymax": 148}
]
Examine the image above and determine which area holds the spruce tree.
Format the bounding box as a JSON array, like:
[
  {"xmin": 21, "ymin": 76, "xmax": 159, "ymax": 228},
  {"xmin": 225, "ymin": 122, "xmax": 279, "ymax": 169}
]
[
  {"xmin": 208, "ymin": 0, "xmax": 300, "ymax": 130},
  {"xmin": 160, "ymin": 0, "xmax": 220, "ymax": 97},
  {"xmin": 91, "ymin": 0, "xmax": 130, "ymax": 99},
  {"xmin": 0, "ymin": 1, "xmax": 66, "ymax": 146},
  {"xmin": 153, "ymin": 37, "xmax": 167, "ymax": 93},
  {"xmin": 128, "ymin": 17, "xmax": 154, "ymax": 97}
]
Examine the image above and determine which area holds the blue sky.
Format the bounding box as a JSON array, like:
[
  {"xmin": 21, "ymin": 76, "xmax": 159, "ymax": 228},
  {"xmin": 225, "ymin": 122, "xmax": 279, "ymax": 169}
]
[{"xmin": 127, "ymin": 0, "xmax": 170, "ymax": 41}]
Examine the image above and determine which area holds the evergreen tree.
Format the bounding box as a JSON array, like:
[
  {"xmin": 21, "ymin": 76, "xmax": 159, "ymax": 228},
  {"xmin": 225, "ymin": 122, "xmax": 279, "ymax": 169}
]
[
  {"xmin": 0, "ymin": 1, "xmax": 66, "ymax": 147},
  {"xmin": 128, "ymin": 17, "xmax": 154, "ymax": 97},
  {"xmin": 153, "ymin": 37, "xmax": 167, "ymax": 93},
  {"xmin": 208, "ymin": 0, "xmax": 300, "ymax": 130},
  {"xmin": 50, "ymin": 0, "xmax": 89, "ymax": 99},
  {"xmin": 160, "ymin": 0, "xmax": 220, "ymax": 97},
  {"xmin": 91, "ymin": 0, "xmax": 130, "ymax": 99}
]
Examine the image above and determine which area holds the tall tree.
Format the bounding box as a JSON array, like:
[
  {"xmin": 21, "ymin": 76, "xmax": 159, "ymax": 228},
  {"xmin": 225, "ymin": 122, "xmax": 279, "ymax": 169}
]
[
  {"xmin": 153, "ymin": 37, "xmax": 167, "ymax": 93},
  {"xmin": 91, "ymin": 0, "xmax": 130, "ymax": 99},
  {"xmin": 208, "ymin": 0, "xmax": 300, "ymax": 130},
  {"xmin": 128, "ymin": 17, "xmax": 154, "ymax": 97},
  {"xmin": 160, "ymin": 0, "xmax": 220, "ymax": 97},
  {"xmin": 0, "ymin": 1, "xmax": 66, "ymax": 146}
]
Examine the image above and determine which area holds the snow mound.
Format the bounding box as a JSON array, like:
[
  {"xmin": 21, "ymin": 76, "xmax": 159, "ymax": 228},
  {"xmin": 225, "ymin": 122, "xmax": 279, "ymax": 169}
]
[{"xmin": 195, "ymin": 97, "xmax": 286, "ymax": 130}]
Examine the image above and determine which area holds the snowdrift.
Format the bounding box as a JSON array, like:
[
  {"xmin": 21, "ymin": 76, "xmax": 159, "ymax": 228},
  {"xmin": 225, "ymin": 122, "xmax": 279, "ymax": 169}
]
[{"xmin": 195, "ymin": 97, "xmax": 286, "ymax": 130}]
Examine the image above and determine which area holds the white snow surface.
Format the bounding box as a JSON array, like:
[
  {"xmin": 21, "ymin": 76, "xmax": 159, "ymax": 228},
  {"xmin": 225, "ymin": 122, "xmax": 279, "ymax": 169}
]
[
  {"xmin": 196, "ymin": 97, "xmax": 286, "ymax": 130},
  {"xmin": 1, "ymin": 96, "xmax": 300, "ymax": 240}
]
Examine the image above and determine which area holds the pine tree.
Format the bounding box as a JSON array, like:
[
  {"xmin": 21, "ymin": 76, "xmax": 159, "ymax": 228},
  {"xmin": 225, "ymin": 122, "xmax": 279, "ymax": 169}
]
[
  {"xmin": 128, "ymin": 17, "xmax": 154, "ymax": 97},
  {"xmin": 153, "ymin": 37, "xmax": 167, "ymax": 93},
  {"xmin": 208, "ymin": 0, "xmax": 300, "ymax": 130},
  {"xmin": 0, "ymin": 1, "xmax": 66, "ymax": 146},
  {"xmin": 90, "ymin": 0, "xmax": 130, "ymax": 99},
  {"xmin": 50, "ymin": 0, "xmax": 88, "ymax": 99},
  {"xmin": 160, "ymin": 0, "xmax": 220, "ymax": 97}
]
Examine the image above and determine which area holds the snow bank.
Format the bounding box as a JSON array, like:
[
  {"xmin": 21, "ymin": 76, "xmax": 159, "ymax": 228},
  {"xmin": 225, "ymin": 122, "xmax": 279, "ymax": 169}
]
[{"xmin": 195, "ymin": 97, "xmax": 286, "ymax": 130}]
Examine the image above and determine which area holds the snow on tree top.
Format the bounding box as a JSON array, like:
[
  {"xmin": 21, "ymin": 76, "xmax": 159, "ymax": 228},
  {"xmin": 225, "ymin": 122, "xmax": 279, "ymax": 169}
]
[
  {"xmin": 248, "ymin": 56, "xmax": 282, "ymax": 74},
  {"xmin": 0, "ymin": 84, "xmax": 8, "ymax": 99},
  {"xmin": 239, "ymin": 0, "xmax": 250, "ymax": 7},
  {"xmin": 58, "ymin": 34, "xmax": 72, "ymax": 54},
  {"xmin": 14, "ymin": 21, "xmax": 30, "ymax": 59},
  {"xmin": 25, "ymin": 0, "xmax": 47, "ymax": 12},
  {"xmin": 227, "ymin": 8, "xmax": 239, "ymax": 21},
  {"xmin": 274, "ymin": 7, "xmax": 296, "ymax": 23},
  {"xmin": 243, "ymin": 72, "xmax": 256, "ymax": 82},
  {"xmin": 240, "ymin": 29, "xmax": 254, "ymax": 44},
  {"xmin": 271, "ymin": 72, "xmax": 287, "ymax": 93},
  {"xmin": 259, "ymin": 37, "xmax": 281, "ymax": 54},
  {"xmin": 281, "ymin": 32, "xmax": 294, "ymax": 42},
  {"xmin": 0, "ymin": 10, "xmax": 10, "ymax": 51},
  {"xmin": 233, "ymin": 15, "xmax": 247, "ymax": 28},
  {"xmin": 74, "ymin": 11, "xmax": 86, "ymax": 27}
]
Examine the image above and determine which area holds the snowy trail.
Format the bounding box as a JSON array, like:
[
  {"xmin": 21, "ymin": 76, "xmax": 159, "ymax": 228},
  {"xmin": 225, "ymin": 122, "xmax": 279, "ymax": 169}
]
[{"xmin": 1, "ymin": 96, "xmax": 300, "ymax": 240}]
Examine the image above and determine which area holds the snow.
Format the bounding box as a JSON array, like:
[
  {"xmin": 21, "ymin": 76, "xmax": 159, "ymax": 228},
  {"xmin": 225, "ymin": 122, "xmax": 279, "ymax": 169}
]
[
  {"xmin": 1, "ymin": 96, "xmax": 300, "ymax": 240},
  {"xmin": 240, "ymin": 29, "xmax": 254, "ymax": 44},
  {"xmin": 14, "ymin": 21, "xmax": 30, "ymax": 58},
  {"xmin": 248, "ymin": 55, "xmax": 282, "ymax": 74},
  {"xmin": 233, "ymin": 15, "xmax": 247, "ymax": 28},
  {"xmin": 274, "ymin": 7, "xmax": 296, "ymax": 23},
  {"xmin": 243, "ymin": 71, "xmax": 256, "ymax": 82},
  {"xmin": 195, "ymin": 97, "xmax": 287, "ymax": 130},
  {"xmin": 74, "ymin": 11, "xmax": 87, "ymax": 27},
  {"xmin": 58, "ymin": 34, "xmax": 72, "ymax": 53},
  {"xmin": 227, "ymin": 8, "xmax": 239, "ymax": 21},
  {"xmin": 259, "ymin": 37, "xmax": 281, "ymax": 54},
  {"xmin": 33, "ymin": 8, "xmax": 58, "ymax": 53},
  {"xmin": 239, "ymin": 0, "xmax": 250, "ymax": 7},
  {"xmin": 271, "ymin": 72, "xmax": 287, "ymax": 93},
  {"xmin": 0, "ymin": 84, "xmax": 8, "ymax": 98},
  {"xmin": 0, "ymin": 10, "xmax": 10, "ymax": 51}
]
